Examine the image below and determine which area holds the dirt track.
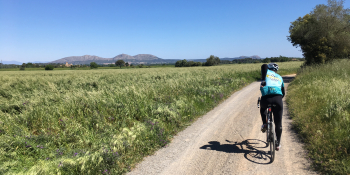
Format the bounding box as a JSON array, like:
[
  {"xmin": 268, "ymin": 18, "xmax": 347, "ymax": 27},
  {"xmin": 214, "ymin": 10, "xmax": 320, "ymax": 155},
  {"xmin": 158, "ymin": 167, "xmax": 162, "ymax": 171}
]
[{"xmin": 128, "ymin": 75, "xmax": 317, "ymax": 175}]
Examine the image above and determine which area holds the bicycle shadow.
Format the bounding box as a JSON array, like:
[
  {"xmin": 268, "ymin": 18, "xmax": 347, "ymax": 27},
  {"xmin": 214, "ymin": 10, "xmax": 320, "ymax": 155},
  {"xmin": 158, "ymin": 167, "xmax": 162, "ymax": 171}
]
[{"xmin": 199, "ymin": 139, "xmax": 274, "ymax": 164}]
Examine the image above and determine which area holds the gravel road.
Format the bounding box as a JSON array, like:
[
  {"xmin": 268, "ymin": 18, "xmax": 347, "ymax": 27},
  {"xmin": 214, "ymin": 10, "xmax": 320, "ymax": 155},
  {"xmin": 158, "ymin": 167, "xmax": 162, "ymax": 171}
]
[{"xmin": 128, "ymin": 75, "xmax": 317, "ymax": 175}]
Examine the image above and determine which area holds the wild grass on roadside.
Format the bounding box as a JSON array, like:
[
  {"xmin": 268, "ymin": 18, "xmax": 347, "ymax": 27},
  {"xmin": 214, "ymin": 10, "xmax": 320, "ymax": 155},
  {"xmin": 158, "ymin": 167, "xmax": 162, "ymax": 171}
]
[
  {"xmin": 0, "ymin": 62, "xmax": 301, "ymax": 174},
  {"xmin": 287, "ymin": 60, "xmax": 350, "ymax": 174}
]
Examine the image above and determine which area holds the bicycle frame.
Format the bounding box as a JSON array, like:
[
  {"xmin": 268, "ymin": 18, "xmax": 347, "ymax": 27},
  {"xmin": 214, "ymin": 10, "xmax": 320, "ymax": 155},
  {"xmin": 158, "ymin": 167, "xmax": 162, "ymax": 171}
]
[{"xmin": 258, "ymin": 97, "xmax": 276, "ymax": 162}]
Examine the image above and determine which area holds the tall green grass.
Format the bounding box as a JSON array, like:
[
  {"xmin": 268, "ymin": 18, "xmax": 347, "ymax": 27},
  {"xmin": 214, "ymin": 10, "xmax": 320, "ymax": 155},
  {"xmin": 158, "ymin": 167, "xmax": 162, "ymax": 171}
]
[
  {"xmin": 0, "ymin": 62, "xmax": 301, "ymax": 174},
  {"xmin": 287, "ymin": 60, "xmax": 350, "ymax": 174}
]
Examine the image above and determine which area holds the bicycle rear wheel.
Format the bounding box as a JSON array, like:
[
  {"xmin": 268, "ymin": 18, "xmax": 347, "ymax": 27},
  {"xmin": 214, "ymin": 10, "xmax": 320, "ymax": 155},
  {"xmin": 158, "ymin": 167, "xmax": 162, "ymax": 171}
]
[
  {"xmin": 270, "ymin": 123, "xmax": 276, "ymax": 162},
  {"xmin": 266, "ymin": 129, "xmax": 269, "ymax": 147}
]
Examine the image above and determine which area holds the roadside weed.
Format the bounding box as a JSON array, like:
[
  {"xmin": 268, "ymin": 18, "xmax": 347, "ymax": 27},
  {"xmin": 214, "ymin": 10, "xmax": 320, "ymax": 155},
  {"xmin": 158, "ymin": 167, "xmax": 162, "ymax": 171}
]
[{"xmin": 287, "ymin": 60, "xmax": 350, "ymax": 174}]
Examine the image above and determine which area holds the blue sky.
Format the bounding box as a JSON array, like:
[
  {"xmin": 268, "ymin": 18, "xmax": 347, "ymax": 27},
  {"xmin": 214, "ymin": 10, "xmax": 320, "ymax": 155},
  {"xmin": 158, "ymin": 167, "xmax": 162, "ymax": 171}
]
[{"xmin": 1, "ymin": 0, "xmax": 349, "ymax": 63}]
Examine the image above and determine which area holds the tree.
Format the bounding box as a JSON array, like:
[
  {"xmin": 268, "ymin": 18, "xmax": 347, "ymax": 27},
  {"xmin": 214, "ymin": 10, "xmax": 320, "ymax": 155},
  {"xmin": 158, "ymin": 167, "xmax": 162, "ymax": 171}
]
[
  {"xmin": 181, "ymin": 59, "xmax": 188, "ymax": 67},
  {"xmin": 45, "ymin": 65, "xmax": 54, "ymax": 70},
  {"xmin": 262, "ymin": 58, "xmax": 270, "ymax": 63},
  {"xmin": 20, "ymin": 63, "xmax": 26, "ymax": 70},
  {"xmin": 195, "ymin": 62, "xmax": 202, "ymax": 66},
  {"xmin": 214, "ymin": 56, "xmax": 220, "ymax": 65},
  {"xmin": 90, "ymin": 62, "xmax": 98, "ymax": 69},
  {"xmin": 204, "ymin": 55, "xmax": 220, "ymax": 66},
  {"xmin": 288, "ymin": 0, "xmax": 350, "ymax": 65},
  {"xmin": 175, "ymin": 59, "xmax": 202, "ymax": 67},
  {"xmin": 26, "ymin": 62, "xmax": 33, "ymax": 68},
  {"xmin": 175, "ymin": 60, "xmax": 182, "ymax": 67},
  {"xmin": 125, "ymin": 62, "xmax": 129, "ymax": 67},
  {"xmin": 115, "ymin": 60, "xmax": 125, "ymax": 68}
]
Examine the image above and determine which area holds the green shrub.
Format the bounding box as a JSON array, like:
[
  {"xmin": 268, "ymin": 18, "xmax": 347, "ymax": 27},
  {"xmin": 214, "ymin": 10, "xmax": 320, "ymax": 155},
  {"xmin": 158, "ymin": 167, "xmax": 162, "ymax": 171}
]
[
  {"xmin": 45, "ymin": 65, "xmax": 54, "ymax": 70},
  {"xmin": 90, "ymin": 62, "xmax": 98, "ymax": 69}
]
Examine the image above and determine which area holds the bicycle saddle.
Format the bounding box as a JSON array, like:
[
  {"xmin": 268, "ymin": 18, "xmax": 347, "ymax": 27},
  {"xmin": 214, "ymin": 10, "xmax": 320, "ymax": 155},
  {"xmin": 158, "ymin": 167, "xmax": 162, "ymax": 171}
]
[{"xmin": 267, "ymin": 104, "xmax": 277, "ymax": 107}]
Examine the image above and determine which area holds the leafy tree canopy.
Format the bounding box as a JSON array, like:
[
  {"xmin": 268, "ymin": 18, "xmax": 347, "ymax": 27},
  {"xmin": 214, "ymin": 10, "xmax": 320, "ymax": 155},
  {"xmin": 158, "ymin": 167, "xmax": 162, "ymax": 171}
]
[
  {"xmin": 90, "ymin": 62, "xmax": 98, "ymax": 69},
  {"xmin": 288, "ymin": 0, "xmax": 350, "ymax": 65},
  {"xmin": 115, "ymin": 60, "xmax": 125, "ymax": 68},
  {"xmin": 175, "ymin": 59, "xmax": 202, "ymax": 67},
  {"xmin": 26, "ymin": 62, "xmax": 33, "ymax": 68},
  {"xmin": 45, "ymin": 65, "xmax": 54, "ymax": 70},
  {"xmin": 20, "ymin": 63, "xmax": 26, "ymax": 70},
  {"xmin": 204, "ymin": 55, "xmax": 220, "ymax": 66}
]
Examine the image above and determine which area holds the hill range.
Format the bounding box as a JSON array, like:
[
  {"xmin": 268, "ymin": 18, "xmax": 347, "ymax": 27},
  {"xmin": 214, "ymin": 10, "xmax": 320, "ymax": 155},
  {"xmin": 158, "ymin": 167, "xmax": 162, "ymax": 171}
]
[
  {"xmin": 49, "ymin": 54, "xmax": 179, "ymax": 65},
  {"xmin": 49, "ymin": 54, "xmax": 262, "ymax": 65}
]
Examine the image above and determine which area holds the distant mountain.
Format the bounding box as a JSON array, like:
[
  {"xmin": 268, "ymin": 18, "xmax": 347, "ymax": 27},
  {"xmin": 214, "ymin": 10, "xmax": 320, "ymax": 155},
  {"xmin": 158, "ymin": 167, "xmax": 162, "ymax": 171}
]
[
  {"xmin": 49, "ymin": 54, "xmax": 174, "ymax": 65},
  {"xmin": 251, "ymin": 55, "xmax": 261, "ymax": 59},
  {"xmin": 1, "ymin": 60, "xmax": 23, "ymax": 65},
  {"xmin": 50, "ymin": 55, "xmax": 105, "ymax": 64},
  {"xmin": 111, "ymin": 54, "xmax": 137, "ymax": 61},
  {"xmin": 32, "ymin": 61, "xmax": 49, "ymax": 63},
  {"xmin": 133, "ymin": 54, "xmax": 160, "ymax": 60}
]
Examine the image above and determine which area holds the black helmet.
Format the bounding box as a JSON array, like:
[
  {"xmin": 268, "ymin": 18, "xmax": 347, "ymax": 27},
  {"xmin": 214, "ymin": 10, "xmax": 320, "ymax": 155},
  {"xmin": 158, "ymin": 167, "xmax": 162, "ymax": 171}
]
[{"xmin": 268, "ymin": 63, "xmax": 279, "ymax": 71}]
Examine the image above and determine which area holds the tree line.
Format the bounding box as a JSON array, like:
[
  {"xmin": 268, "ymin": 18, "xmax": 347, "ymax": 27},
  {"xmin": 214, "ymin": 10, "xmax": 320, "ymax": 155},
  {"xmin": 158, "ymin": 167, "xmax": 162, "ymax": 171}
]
[
  {"xmin": 221, "ymin": 56, "xmax": 304, "ymax": 64},
  {"xmin": 90, "ymin": 60, "xmax": 151, "ymax": 69},
  {"xmin": 175, "ymin": 55, "xmax": 221, "ymax": 67}
]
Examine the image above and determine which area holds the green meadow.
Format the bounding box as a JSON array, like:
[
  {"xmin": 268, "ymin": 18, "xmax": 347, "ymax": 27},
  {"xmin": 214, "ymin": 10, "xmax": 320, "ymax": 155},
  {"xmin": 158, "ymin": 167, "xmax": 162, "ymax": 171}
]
[{"xmin": 0, "ymin": 62, "xmax": 301, "ymax": 174}]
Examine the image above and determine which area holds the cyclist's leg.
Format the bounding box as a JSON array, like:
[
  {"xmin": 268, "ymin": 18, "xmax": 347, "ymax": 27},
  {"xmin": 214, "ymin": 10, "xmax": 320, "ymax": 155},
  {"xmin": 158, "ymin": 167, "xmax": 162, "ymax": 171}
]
[
  {"xmin": 260, "ymin": 96, "xmax": 268, "ymax": 125},
  {"xmin": 271, "ymin": 95, "xmax": 283, "ymax": 145}
]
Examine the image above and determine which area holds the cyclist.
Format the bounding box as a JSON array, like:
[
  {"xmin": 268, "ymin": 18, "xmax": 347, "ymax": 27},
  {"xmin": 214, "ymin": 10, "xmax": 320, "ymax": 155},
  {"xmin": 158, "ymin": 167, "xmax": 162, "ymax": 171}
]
[{"xmin": 260, "ymin": 63, "xmax": 285, "ymax": 151}]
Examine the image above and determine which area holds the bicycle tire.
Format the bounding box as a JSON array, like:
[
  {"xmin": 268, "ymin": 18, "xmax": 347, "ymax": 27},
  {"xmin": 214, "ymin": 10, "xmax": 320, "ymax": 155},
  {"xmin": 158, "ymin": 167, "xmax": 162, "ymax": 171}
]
[
  {"xmin": 266, "ymin": 129, "xmax": 269, "ymax": 147},
  {"xmin": 270, "ymin": 123, "xmax": 276, "ymax": 162}
]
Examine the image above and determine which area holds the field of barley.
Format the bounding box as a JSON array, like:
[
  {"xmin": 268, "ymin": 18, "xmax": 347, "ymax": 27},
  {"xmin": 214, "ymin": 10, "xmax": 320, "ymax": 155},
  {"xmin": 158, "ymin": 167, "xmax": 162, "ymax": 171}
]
[
  {"xmin": 0, "ymin": 62, "xmax": 301, "ymax": 174},
  {"xmin": 287, "ymin": 60, "xmax": 350, "ymax": 174}
]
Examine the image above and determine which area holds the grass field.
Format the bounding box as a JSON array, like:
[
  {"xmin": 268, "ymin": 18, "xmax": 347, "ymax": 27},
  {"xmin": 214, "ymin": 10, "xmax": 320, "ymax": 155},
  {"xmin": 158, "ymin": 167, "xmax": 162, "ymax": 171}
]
[
  {"xmin": 0, "ymin": 62, "xmax": 302, "ymax": 174},
  {"xmin": 287, "ymin": 60, "xmax": 350, "ymax": 174}
]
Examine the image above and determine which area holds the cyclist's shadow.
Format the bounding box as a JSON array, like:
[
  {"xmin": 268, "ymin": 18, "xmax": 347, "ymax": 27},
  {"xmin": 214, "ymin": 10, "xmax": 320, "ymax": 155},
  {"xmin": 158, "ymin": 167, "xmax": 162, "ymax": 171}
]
[{"xmin": 199, "ymin": 139, "xmax": 273, "ymax": 164}]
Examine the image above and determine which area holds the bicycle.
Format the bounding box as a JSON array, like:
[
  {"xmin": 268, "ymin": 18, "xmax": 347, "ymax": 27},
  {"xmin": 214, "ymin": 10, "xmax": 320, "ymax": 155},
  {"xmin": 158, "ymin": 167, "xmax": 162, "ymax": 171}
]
[{"xmin": 257, "ymin": 97, "xmax": 276, "ymax": 162}]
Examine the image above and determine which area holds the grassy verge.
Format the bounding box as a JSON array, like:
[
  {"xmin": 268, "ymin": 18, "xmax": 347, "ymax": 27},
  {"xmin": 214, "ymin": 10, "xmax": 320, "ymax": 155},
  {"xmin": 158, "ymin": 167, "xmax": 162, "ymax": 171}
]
[
  {"xmin": 287, "ymin": 59, "xmax": 350, "ymax": 174},
  {"xmin": 0, "ymin": 62, "xmax": 301, "ymax": 174}
]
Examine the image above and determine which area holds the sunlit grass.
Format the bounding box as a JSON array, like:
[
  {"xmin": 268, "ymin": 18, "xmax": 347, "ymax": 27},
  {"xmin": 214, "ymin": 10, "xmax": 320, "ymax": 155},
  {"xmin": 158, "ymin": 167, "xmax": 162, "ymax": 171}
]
[
  {"xmin": 287, "ymin": 59, "xmax": 350, "ymax": 174},
  {"xmin": 0, "ymin": 62, "xmax": 301, "ymax": 174}
]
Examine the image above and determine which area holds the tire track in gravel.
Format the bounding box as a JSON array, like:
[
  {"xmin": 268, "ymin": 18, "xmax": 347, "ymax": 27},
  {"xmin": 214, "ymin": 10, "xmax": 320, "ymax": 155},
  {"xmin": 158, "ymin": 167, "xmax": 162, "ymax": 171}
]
[{"xmin": 128, "ymin": 75, "xmax": 318, "ymax": 175}]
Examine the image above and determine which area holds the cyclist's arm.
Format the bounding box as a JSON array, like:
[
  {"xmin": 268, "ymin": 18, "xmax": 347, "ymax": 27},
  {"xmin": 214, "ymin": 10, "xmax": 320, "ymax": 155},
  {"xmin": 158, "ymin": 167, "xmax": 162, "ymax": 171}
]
[
  {"xmin": 261, "ymin": 64, "xmax": 268, "ymax": 81},
  {"xmin": 281, "ymin": 83, "xmax": 285, "ymax": 98}
]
